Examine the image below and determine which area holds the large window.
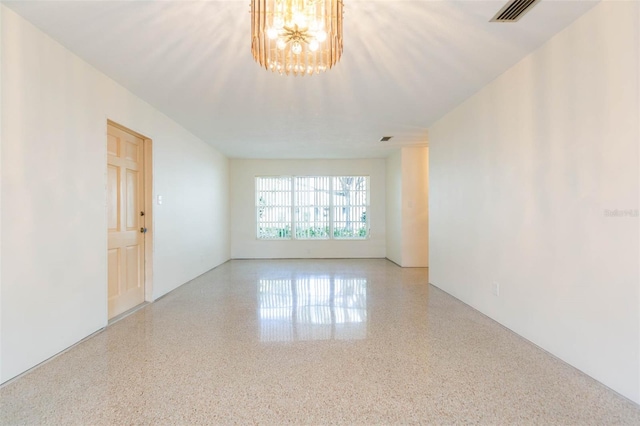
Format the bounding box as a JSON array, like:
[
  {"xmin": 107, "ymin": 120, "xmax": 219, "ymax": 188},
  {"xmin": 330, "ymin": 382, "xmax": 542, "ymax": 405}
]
[{"xmin": 256, "ymin": 176, "xmax": 369, "ymax": 240}]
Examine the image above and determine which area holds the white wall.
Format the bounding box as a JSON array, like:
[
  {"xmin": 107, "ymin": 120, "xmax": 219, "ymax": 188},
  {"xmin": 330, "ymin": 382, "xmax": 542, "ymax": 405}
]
[
  {"xmin": 230, "ymin": 159, "xmax": 385, "ymax": 259},
  {"xmin": 385, "ymin": 147, "xmax": 429, "ymax": 267},
  {"xmin": 401, "ymin": 147, "xmax": 429, "ymax": 267},
  {"xmin": 0, "ymin": 3, "xmax": 3, "ymax": 380},
  {"xmin": 0, "ymin": 6, "xmax": 230, "ymax": 383},
  {"xmin": 385, "ymin": 151, "xmax": 402, "ymax": 265},
  {"xmin": 429, "ymin": 1, "xmax": 639, "ymax": 403}
]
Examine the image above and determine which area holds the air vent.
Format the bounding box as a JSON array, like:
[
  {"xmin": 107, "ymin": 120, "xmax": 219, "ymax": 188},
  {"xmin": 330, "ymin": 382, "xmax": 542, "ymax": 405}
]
[
  {"xmin": 379, "ymin": 136, "xmax": 393, "ymax": 142},
  {"xmin": 491, "ymin": 0, "xmax": 540, "ymax": 22}
]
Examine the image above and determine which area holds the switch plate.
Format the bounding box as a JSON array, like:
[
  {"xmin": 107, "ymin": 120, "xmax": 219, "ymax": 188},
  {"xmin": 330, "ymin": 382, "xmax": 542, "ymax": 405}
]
[
  {"xmin": 157, "ymin": 195, "xmax": 163, "ymax": 205},
  {"xmin": 492, "ymin": 282, "xmax": 500, "ymax": 296}
]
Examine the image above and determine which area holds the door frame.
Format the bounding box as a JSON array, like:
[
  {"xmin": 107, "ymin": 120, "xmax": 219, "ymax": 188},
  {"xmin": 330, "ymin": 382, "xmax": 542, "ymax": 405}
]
[{"xmin": 106, "ymin": 119, "xmax": 154, "ymax": 310}]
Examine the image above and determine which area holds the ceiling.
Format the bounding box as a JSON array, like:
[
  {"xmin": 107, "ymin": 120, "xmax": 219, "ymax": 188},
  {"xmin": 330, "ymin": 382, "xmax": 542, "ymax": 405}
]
[{"xmin": 4, "ymin": 0, "xmax": 598, "ymax": 159}]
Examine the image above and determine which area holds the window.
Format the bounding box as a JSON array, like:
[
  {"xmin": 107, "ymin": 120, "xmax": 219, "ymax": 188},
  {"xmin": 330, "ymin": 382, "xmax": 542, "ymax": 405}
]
[
  {"xmin": 332, "ymin": 176, "xmax": 368, "ymax": 239},
  {"xmin": 295, "ymin": 177, "xmax": 330, "ymax": 239},
  {"xmin": 255, "ymin": 176, "xmax": 370, "ymax": 240},
  {"xmin": 256, "ymin": 176, "xmax": 292, "ymax": 239}
]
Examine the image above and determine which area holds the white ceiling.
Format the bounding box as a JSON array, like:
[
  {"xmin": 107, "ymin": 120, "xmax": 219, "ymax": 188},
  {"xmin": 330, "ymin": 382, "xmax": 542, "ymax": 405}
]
[{"xmin": 4, "ymin": 0, "xmax": 598, "ymax": 159}]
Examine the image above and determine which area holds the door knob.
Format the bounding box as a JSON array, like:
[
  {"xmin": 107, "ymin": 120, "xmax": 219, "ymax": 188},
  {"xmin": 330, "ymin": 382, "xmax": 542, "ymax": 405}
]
[{"xmin": 140, "ymin": 227, "xmax": 147, "ymax": 233}]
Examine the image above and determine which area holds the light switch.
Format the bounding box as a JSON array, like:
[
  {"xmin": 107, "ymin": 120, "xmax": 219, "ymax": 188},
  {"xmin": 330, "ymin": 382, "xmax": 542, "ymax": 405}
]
[{"xmin": 157, "ymin": 195, "xmax": 163, "ymax": 205}]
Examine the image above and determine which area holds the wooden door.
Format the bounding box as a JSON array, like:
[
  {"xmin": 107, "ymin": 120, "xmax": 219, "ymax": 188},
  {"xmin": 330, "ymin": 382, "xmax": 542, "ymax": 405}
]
[{"xmin": 107, "ymin": 123, "xmax": 145, "ymax": 319}]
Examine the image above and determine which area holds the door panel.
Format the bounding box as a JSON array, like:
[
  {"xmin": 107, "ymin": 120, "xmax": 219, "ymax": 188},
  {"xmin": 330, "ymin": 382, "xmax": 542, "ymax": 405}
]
[
  {"xmin": 107, "ymin": 249, "xmax": 120, "ymax": 298},
  {"xmin": 125, "ymin": 141, "xmax": 139, "ymax": 162},
  {"xmin": 125, "ymin": 245, "xmax": 140, "ymax": 291},
  {"xmin": 107, "ymin": 134, "xmax": 119, "ymax": 157},
  {"xmin": 107, "ymin": 123, "xmax": 145, "ymax": 319},
  {"xmin": 126, "ymin": 170, "xmax": 138, "ymax": 230},
  {"xmin": 107, "ymin": 165, "xmax": 120, "ymax": 231}
]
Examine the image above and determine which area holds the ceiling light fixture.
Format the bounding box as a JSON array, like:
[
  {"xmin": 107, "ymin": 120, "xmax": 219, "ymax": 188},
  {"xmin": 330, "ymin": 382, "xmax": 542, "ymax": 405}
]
[{"xmin": 250, "ymin": 0, "xmax": 344, "ymax": 76}]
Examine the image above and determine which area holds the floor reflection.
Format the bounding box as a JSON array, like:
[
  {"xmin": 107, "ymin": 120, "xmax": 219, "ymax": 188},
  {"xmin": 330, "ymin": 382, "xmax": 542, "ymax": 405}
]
[{"xmin": 259, "ymin": 276, "xmax": 367, "ymax": 342}]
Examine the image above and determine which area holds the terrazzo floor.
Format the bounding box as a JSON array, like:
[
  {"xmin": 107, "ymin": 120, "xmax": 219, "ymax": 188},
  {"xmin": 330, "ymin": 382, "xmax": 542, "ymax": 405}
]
[{"xmin": 1, "ymin": 259, "xmax": 640, "ymax": 425}]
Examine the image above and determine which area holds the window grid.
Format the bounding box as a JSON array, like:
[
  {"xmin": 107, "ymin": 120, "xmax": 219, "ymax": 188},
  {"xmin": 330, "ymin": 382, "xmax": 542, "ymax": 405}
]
[
  {"xmin": 256, "ymin": 176, "xmax": 292, "ymax": 239},
  {"xmin": 256, "ymin": 176, "xmax": 369, "ymax": 240},
  {"xmin": 295, "ymin": 177, "xmax": 330, "ymax": 239},
  {"xmin": 332, "ymin": 176, "xmax": 369, "ymax": 239}
]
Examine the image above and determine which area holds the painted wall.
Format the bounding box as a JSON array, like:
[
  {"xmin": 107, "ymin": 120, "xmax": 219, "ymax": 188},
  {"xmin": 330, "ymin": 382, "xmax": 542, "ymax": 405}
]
[
  {"xmin": 429, "ymin": 1, "xmax": 639, "ymax": 403},
  {"xmin": 385, "ymin": 151, "xmax": 402, "ymax": 265},
  {"xmin": 0, "ymin": 6, "xmax": 230, "ymax": 383},
  {"xmin": 385, "ymin": 147, "xmax": 429, "ymax": 267},
  {"xmin": 230, "ymin": 159, "xmax": 385, "ymax": 259},
  {"xmin": 0, "ymin": 3, "xmax": 3, "ymax": 380},
  {"xmin": 401, "ymin": 147, "xmax": 429, "ymax": 267}
]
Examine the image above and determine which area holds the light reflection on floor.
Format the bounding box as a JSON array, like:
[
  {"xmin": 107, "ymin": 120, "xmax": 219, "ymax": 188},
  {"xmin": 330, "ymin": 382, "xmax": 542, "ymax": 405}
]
[{"xmin": 258, "ymin": 276, "xmax": 367, "ymax": 342}]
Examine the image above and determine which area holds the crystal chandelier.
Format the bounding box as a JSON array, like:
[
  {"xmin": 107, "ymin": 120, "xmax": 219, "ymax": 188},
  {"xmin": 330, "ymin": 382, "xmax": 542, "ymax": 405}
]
[{"xmin": 250, "ymin": 0, "xmax": 344, "ymax": 76}]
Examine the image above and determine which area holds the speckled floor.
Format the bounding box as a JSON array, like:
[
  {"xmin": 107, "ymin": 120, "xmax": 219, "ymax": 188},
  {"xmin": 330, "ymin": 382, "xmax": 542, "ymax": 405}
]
[{"xmin": 1, "ymin": 259, "xmax": 639, "ymax": 425}]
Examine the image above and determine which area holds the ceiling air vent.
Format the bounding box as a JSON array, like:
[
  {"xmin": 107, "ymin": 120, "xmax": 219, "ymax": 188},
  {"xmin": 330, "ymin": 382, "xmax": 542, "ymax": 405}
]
[
  {"xmin": 379, "ymin": 136, "xmax": 393, "ymax": 142},
  {"xmin": 491, "ymin": 0, "xmax": 540, "ymax": 22}
]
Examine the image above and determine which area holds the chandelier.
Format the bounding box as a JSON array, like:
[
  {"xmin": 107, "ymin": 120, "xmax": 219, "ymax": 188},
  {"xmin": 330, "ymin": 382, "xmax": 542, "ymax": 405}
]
[{"xmin": 250, "ymin": 0, "xmax": 344, "ymax": 76}]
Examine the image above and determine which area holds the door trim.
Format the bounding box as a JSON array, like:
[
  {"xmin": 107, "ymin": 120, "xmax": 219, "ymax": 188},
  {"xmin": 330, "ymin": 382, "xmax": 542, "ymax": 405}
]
[
  {"xmin": 106, "ymin": 119, "xmax": 154, "ymax": 309},
  {"xmin": 142, "ymin": 134, "xmax": 154, "ymax": 302}
]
